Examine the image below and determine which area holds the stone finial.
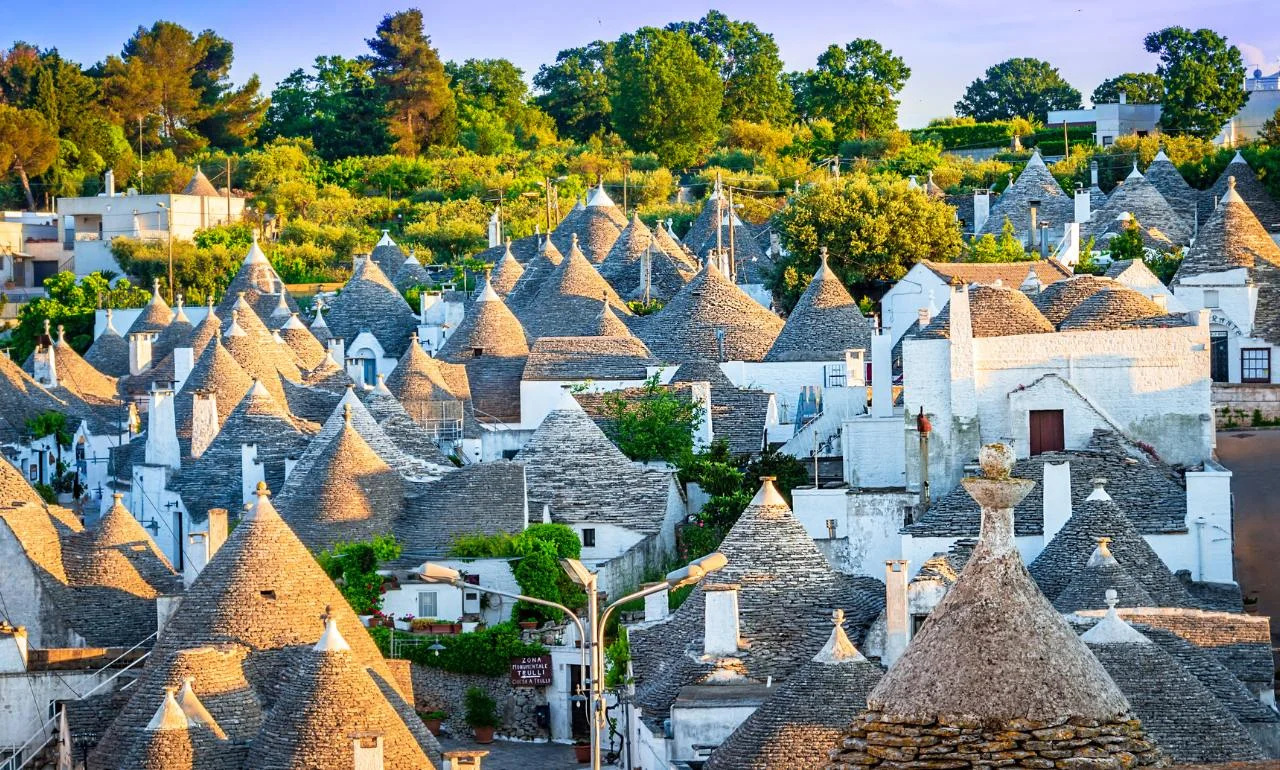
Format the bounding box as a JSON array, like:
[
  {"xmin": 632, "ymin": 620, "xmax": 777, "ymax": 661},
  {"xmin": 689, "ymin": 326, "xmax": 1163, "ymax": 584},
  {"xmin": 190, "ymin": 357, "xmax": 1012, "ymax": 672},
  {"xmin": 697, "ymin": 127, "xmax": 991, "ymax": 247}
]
[
  {"xmin": 1086, "ymin": 478, "xmax": 1111, "ymax": 502},
  {"xmin": 1104, "ymin": 588, "xmax": 1118, "ymax": 610},
  {"xmin": 1080, "ymin": 588, "xmax": 1151, "ymax": 645},
  {"xmin": 152, "ymin": 277, "xmax": 162, "ymax": 295},
  {"xmin": 254, "ymin": 480, "xmax": 271, "ymax": 498},
  {"xmin": 813, "ymin": 608, "xmax": 866, "ymax": 664},
  {"xmin": 571, "ymin": 233, "xmax": 580, "ymax": 249},
  {"xmin": 343, "ymin": 403, "xmax": 353, "ymax": 427},
  {"xmin": 42, "ymin": 318, "xmax": 51, "ymax": 337},
  {"xmin": 978, "ymin": 443, "xmax": 1015, "ymax": 480},
  {"xmin": 1228, "ymin": 175, "xmax": 1237, "ymax": 191},
  {"xmin": 1087, "ymin": 536, "xmax": 1117, "ymax": 568},
  {"xmin": 113, "ymin": 492, "xmax": 125, "ymax": 504}
]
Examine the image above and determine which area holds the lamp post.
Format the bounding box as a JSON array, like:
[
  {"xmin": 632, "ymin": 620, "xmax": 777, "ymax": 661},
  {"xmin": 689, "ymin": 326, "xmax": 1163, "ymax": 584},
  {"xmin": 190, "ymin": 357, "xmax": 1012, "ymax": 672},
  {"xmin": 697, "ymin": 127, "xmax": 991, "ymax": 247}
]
[
  {"xmin": 155, "ymin": 202, "xmax": 174, "ymax": 303},
  {"xmin": 421, "ymin": 551, "xmax": 728, "ymax": 769}
]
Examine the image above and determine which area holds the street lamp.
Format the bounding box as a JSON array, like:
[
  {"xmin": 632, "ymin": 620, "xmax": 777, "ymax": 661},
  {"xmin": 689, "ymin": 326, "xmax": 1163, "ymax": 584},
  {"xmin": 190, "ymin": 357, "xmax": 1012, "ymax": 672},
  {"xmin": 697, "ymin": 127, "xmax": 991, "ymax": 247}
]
[
  {"xmin": 421, "ymin": 552, "xmax": 727, "ymax": 769},
  {"xmin": 155, "ymin": 202, "xmax": 174, "ymax": 303}
]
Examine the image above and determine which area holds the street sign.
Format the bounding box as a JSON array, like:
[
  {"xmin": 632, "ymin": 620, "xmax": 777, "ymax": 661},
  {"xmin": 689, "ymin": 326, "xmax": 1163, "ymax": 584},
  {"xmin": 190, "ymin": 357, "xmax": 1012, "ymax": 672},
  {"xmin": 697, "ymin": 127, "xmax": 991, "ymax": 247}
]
[{"xmin": 510, "ymin": 655, "xmax": 553, "ymax": 687}]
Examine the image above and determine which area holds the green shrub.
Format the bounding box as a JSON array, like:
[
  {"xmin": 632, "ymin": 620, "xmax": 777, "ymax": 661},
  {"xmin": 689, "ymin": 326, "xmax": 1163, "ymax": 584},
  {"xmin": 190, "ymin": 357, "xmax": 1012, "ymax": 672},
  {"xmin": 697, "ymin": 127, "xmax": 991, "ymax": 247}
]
[
  {"xmin": 315, "ymin": 535, "xmax": 402, "ymax": 615},
  {"xmin": 464, "ymin": 687, "xmax": 500, "ymax": 728}
]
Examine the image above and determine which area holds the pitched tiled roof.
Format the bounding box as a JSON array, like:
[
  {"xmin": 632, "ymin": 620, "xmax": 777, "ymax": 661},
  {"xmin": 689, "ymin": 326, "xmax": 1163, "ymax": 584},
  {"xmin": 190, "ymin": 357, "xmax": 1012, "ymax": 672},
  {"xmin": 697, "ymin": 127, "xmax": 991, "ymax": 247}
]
[
  {"xmin": 1084, "ymin": 610, "xmax": 1266, "ymax": 762},
  {"xmin": 866, "ymin": 471, "xmax": 1130, "ymax": 723},
  {"xmin": 523, "ymin": 336, "xmax": 655, "ymax": 380},
  {"xmin": 1028, "ymin": 487, "xmax": 1196, "ymax": 608},
  {"xmin": 1144, "ymin": 150, "xmax": 1200, "ymax": 226},
  {"xmin": 325, "ymin": 257, "xmax": 419, "ymax": 358},
  {"xmin": 917, "ymin": 283, "xmax": 1055, "ymax": 339},
  {"xmin": 765, "ymin": 255, "xmax": 872, "ymax": 361},
  {"xmin": 593, "ymin": 301, "xmax": 635, "ymax": 338},
  {"xmin": 704, "ymin": 612, "xmax": 883, "ymax": 770},
  {"xmin": 1056, "ymin": 285, "xmax": 1187, "ymax": 331},
  {"xmin": 1207, "ymin": 153, "xmax": 1280, "ymax": 231},
  {"xmin": 978, "ymin": 150, "xmax": 1075, "ymax": 240},
  {"xmin": 394, "ymin": 461, "xmax": 527, "ymax": 563},
  {"xmin": 920, "ymin": 258, "xmax": 1073, "ymax": 287},
  {"xmin": 84, "ymin": 310, "xmax": 131, "ymax": 377},
  {"xmin": 636, "ymin": 261, "xmax": 783, "ymax": 362},
  {"xmin": 630, "ymin": 480, "xmax": 884, "ymax": 720},
  {"xmin": 438, "ymin": 282, "xmax": 530, "ymax": 360},
  {"xmin": 221, "ymin": 308, "xmax": 294, "ymax": 409},
  {"xmin": 1087, "ymin": 166, "xmax": 1192, "ymax": 246},
  {"xmin": 516, "ymin": 403, "xmax": 672, "ymax": 532},
  {"xmin": 518, "ymin": 237, "xmax": 633, "ymax": 338},
  {"xmin": 906, "ymin": 430, "xmax": 1187, "ymax": 538},
  {"xmin": 276, "ymin": 408, "xmax": 404, "ymax": 551}
]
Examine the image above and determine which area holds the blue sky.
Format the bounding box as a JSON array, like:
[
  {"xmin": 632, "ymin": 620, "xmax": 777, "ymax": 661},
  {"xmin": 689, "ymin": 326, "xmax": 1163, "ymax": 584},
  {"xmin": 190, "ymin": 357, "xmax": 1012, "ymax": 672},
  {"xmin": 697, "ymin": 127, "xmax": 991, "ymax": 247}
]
[{"xmin": 10, "ymin": 0, "xmax": 1279, "ymax": 128}]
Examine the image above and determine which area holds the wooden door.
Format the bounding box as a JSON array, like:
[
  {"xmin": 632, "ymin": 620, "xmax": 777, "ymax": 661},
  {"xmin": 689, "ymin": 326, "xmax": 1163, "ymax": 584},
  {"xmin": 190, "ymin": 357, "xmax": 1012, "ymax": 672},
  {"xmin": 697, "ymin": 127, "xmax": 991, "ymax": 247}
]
[{"xmin": 1029, "ymin": 410, "xmax": 1064, "ymax": 455}]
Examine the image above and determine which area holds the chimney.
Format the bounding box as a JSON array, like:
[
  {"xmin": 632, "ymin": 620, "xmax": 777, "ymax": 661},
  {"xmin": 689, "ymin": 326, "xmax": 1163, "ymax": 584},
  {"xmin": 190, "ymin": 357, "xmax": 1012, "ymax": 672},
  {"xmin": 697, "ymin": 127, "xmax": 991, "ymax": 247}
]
[
  {"xmin": 206, "ymin": 508, "xmax": 228, "ymax": 556},
  {"xmin": 241, "ymin": 444, "xmax": 264, "ymax": 506},
  {"xmin": 972, "ymin": 190, "xmax": 990, "ymax": 235},
  {"xmin": 870, "ymin": 326, "xmax": 892, "ymax": 418},
  {"xmin": 104, "ymin": 169, "xmax": 116, "ymax": 197},
  {"xmin": 488, "ymin": 207, "xmax": 502, "ymax": 248},
  {"xmin": 129, "ymin": 332, "xmax": 155, "ymax": 376},
  {"xmin": 327, "ymin": 339, "xmax": 345, "ymax": 366},
  {"xmin": 1038, "ymin": 223, "xmax": 1051, "ymax": 257},
  {"xmin": 1090, "ymin": 161, "xmax": 1100, "ymax": 189},
  {"xmin": 1056, "ymin": 222, "xmax": 1081, "ymax": 268},
  {"xmin": 285, "ymin": 455, "xmax": 299, "ymax": 479},
  {"xmin": 352, "ymin": 735, "xmax": 385, "ymax": 770},
  {"xmin": 947, "ymin": 279, "xmax": 977, "ymax": 419},
  {"xmin": 1028, "ymin": 200, "xmax": 1041, "ymax": 249},
  {"xmin": 145, "ymin": 385, "xmax": 180, "ymax": 470},
  {"xmin": 1075, "ymin": 184, "xmax": 1091, "ymax": 224},
  {"xmin": 172, "ymin": 347, "xmax": 194, "ymax": 392},
  {"xmin": 1042, "ymin": 461, "xmax": 1072, "ymax": 544},
  {"xmin": 638, "ymin": 245, "xmax": 652, "ymax": 303},
  {"xmin": 1151, "ymin": 293, "xmax": 1168, "ymax": 311},
  {"xmin": 643, "ymin": 582, "xmax": 670, "ymax": 623},
  {"xmin": 883, "ymin": 559, "xmax": 910, "ymax": 668},
  {"xmin": 33, "ymin": 322, "xmax": 57, "ymax": 388},
  {"xmin": 689, "ymin": 380, "xmax": 713, "ymax": 451},
  {"xmin": 190, "ymin": 392, "xmax": 217, "ymax": 459},
  {"xmin": 1119, "ymin": 92, "xmax": 1127, "ymax": 105},
  {"xmin": 703, "ymin": 584, "xmax": 741, "ymax": 656},
  {"xmin": 917, "ymin": 306, "xmax": 932, "ymax": 328},
  {"xmin": 184, "ymin": 531, "xmax": 210, "ymax": 584},
  {"xmin": 155, "ymin": 595, "xmax": 182, "ymax": 636}
]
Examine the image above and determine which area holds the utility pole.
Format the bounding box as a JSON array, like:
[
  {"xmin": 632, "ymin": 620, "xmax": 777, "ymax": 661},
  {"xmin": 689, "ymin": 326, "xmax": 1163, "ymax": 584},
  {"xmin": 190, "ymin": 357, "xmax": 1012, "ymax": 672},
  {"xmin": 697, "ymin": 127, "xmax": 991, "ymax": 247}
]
[
  {"xmin": 1062, "ymin": 120, "xmax": 1069, "ymax": 157},
  {"xmin": 157, "ymin": 202, "xmax": 174, "ymax": 303},
  {"xmin": 622, "ymin": 163, "xmax": 629, "ymax": 217},
  {"xmin": 545, "ymin": 177, "xmax": 552, "ymax": 233},
  {"xmin": 727, "ymin": 186, "xmax": 736, "ymax": 281},
  {"xmin": 137, "ymin": 115, "xmax": 144, "ymax": 192},
  {"xmin": 226, "ymin": 156, "xmax": 232, "ymax": 221}
]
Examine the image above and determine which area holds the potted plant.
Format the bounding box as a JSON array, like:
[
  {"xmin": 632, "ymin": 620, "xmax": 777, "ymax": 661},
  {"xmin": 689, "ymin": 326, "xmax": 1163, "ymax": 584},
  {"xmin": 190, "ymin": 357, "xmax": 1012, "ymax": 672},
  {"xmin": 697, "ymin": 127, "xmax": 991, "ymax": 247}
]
[
  {"xmin": 464, "ymin": 687, "xmax": 499, "ymax": 744},
  {"xmin": 410, "ymin": 618, "xmax": 433, "ymax": 634},
  {"xmin": 420, "ymin": 710, "xmax": 447, "ymax": 736},
  {"xmin": 395, "ymin": 614, "xmax": 414, "ymax": 631},
  {"xmin": 573, "ymin": 740, "xmax": 590, "ymax": 763}
]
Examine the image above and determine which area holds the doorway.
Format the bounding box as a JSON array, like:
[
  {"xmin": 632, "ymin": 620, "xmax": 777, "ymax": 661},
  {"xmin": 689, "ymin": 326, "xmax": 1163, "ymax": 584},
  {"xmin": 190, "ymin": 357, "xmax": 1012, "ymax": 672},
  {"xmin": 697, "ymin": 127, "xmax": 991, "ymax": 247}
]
[
  {"xmin": 1029, "ymin": 410, "xmax": 1065, "ymax": 455},
  {"xmin": 1211, "ymin": 331, "xmax": 1229, "ymax": 382}
]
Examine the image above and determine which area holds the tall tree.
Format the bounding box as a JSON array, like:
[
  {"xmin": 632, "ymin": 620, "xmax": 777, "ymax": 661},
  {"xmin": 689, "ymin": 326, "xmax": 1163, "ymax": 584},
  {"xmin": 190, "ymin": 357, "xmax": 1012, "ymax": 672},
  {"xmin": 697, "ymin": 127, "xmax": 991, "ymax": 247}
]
[
  {"xmin": 533, "ymin": 42, "xmax": 614, "ymax": 142},
  {"xmin": 1091, "ymin": 73, "xmax": 1163, "ymax": 105},
  {"xmin": 0, "ymin": 105, "xmax": 58, "ymax": 208},
  {"xmin": 666, "ymin": 11, "xmax": 793, "ymax": 125},
  {"xmin": 98, "ymin": 21, "xmax": 266, "ymax": 155},
  {"xmin": 610, "ymin": 27, "xmax": 722, "ymax": 167},
  {"xmin": 263, "ymin": 56, "xmax": 391, "ymax": 160},
  {"xmin": 365, "ymin": 9, "xmax": 457, "ymax": 154},
  {"xmin": 1144, "ymin": 27, "xmax": 1245, "ymax": 139},
  {"xmin": 448, "ymin": 58, "xmax": 556, "ymax": 152},
  {"xmin": 955, "ymin": 58, "xmax": 1081, "ymax": 122},
  {"xmin": 794, "ymin": 39, "xmax": 909, "ymax": 139}
]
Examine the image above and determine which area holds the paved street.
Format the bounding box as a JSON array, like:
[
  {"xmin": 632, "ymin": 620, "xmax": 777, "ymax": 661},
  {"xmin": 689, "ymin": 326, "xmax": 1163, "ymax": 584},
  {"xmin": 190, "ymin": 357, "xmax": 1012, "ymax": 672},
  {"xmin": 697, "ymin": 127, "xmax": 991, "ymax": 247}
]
[
  {"xmin": 437, "ymin": 735, "xmax": 583, "ymax": 770},
  {"xmin": 1216, "ymin": 430, "xmax": 1280, "ymax": 632}
]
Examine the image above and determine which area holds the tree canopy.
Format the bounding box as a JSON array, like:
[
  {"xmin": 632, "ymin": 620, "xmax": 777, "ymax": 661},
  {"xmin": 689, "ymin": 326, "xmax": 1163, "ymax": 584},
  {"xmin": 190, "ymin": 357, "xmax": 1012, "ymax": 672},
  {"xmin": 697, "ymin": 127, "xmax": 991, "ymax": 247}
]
[
  {"xmin": 366, "ymin": 9, "xmax": 457, "ymax": 154},
  {"xmin": 1144, "ymin": 27, "xmax": 1245, "ymax": 139},
  {"xmin": 610, "ymin": 27, "xmax": 723, "ymax": 167},
  {"xmin": 955, "ymin": 57, "xmax": 1082, "ymax": 122},
  {"xmin": 793, "ymin": 39, "xmax": 910, "ymax": 140},
  {"xmin": 667, "ymin": 11, "xmax": 793, "ymax": 126},
  {"xmin": 532, "ymin": 42, "xmax": 614, "ymax": 143},
  {"xmin": 264, "ymin": 56, "xmax": 392, "ymax": 160},
  {"xmin": 1091, "ymin": 73, "xmax": 1164, "ymax": 105}
]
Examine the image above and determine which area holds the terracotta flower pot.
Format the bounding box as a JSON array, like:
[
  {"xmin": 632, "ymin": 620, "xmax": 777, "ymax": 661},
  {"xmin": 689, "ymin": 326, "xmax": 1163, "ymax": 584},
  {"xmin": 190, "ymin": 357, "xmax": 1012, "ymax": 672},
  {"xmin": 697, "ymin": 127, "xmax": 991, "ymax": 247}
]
[
  {"xmin": 424, "ymin": 718, "xmax": 442, "ymax": 736},
  {"xmin": 473, "ymin": 725, "xmax": 495, "ymax": 744},
  {"xmin": 574, "ymin": 743, "xmax": 590, "ymax": 763}
]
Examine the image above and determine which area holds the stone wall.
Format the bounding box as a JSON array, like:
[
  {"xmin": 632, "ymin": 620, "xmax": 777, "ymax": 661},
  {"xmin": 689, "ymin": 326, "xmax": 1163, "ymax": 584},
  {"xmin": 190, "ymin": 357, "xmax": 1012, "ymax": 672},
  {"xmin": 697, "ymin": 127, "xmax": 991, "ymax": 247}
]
[
  {"xmin": 829, "ymin": 711, "xmax": 1162, "ymax": 768},
  {"xmin": 1213, "ymin": 383, "xmax": 1280, "ymax": 427},
  {"xmin": 410, "ymin": 663, "xmax": 550, "ymax": 741}
]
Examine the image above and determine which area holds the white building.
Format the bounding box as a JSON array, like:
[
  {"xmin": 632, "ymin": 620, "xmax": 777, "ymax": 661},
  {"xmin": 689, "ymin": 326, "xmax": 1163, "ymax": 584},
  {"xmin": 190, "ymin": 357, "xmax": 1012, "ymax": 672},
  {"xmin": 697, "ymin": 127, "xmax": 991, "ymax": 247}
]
[
  {"xmin": 1048, "ymin": 95, "xmax": 1163, "ymax": 147},
  {"xmin": 56, "ymin": 169, "xmax": 245, "ymax": 276},
  {"xmin": 1218, "ymin": 67, "xmax": 1280, "ymax": 146}
]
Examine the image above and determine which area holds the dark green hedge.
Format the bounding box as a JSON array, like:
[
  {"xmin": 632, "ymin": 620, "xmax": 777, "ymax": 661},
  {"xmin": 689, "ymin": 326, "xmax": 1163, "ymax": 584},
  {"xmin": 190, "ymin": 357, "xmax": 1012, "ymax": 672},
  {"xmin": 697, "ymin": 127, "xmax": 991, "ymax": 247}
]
[{"xmin": 373, "ymin": 622, "xmax": 547, "ymax": 676}]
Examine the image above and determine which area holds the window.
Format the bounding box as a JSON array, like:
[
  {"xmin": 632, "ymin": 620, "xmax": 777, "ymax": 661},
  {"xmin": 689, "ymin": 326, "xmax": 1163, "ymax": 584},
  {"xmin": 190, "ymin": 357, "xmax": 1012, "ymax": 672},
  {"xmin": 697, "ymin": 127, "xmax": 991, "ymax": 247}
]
[
  {"xmin": 501, "ymin": 449, "xmax": 519, "ymax": 460},
  {"xmin": 1203, "ymin": 290, "xmax": 1220, "ymax": 308},
  {"xmin": 1136, "ymin": 130, "xmax": 1149, "ymax": 138},
  {"xmin": 1242, "ymin": 348, "xmax": 1271, "ymax": 383},
  {"xmin": 1101, "ymin": 136, "xmax": 1114, "ymax": 146},
  {"xmin": 582, "ymin": 528, "xmax": 596, "ymax": 548},
  {"xmin": 911, "ymin": 614, "xmax": 929, "ymax": 636},
  {"xmin": 418, "ymin": 590, "xmax": 438, "ymax": 618}
]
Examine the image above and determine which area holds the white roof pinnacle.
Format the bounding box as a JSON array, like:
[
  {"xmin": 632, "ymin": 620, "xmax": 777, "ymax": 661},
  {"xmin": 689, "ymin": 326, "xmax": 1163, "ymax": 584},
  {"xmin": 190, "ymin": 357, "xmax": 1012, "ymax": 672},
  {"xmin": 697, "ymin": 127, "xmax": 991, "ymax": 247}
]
[
  {"xmin": 282, "ymin": 313, "xmax": 306, "ymax": 331},
  {"xmin": 1223, "ymin": 176, "xmax": 1244, "ymax": 205},
  {"xmin": 376, "ymin": 229, "xmax": 396, "ymax": 247},
  {"xmin": 1153, "ymin": 148, "xmax": 1170, "ymax": 162},
  {"xmin": 310, "ymin": 299, "xmax": 330, "ymax": 329},
  {"xmin": 243, "ymin": 480, "xmax": 275, "ymax": 521},
  {"xmin": 813, "ymin": 608, "xmax": 866, "ymax": 664},
  {"xmin": 173, "ymin": 295, "xmax": 190, "ymax": 324},
  {"xmin": 476, "ymin": 280, "xmax": 501, "ymax": 303},
  {"xmin": 1231, "ymin": 150, "xmax": 1246, "ymax": 165},
  {"xmin": 373, "ymin": 374, "xmax": 392, "ymax": 395},
  {"xmin": 1126, "ymin": 162, "xmax": 1143, "ymax": 181},
  {"xmin": 586, "ymin": 180, "xmax": 616, "ymax": 208},
  {"xmin": 1085, "ymin": 478, "xmax": 1112, "ymax": 502},
  {"xmin": 1080, "ymin": 589, "xmax": 1151, "ymax": 645},
  {"xmin": 146, "ymin": 687, "xmax": 193, "ymax": 731},
  {"xmin": 1026, "ymin": 149, "xmax": 1046, "ymax": 168},
  {"xmin": 105, "ymin": 308, "xmax": 118, "ymax": 334},
  {"xmin": 223, "ymin": 310, "xmax": 247, "ymax": 338},
  {"xmin": 1085, "ymin": 536, "xmax": 1118, "ymax": 568},
  {"xmin": 248, "ymin": 378, "xmax": 270, "ymax": 398},
  {"xmin": 176, "ymin": 677, "xmax": 220, "ymax": 733},
  {"xmin": 314, "ymin": 608, "xmax": 352, "ymax": 652},
  {"xmin": 244, "ymin": 239, "xmax": 269, "ymax": 266}
]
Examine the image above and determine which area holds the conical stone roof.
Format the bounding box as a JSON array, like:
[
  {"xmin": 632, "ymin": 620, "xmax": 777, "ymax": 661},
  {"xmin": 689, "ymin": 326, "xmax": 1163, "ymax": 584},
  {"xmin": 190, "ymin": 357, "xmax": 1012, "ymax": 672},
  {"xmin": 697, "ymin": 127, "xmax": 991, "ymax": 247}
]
[
  {"xmin": 1208, "ymin": 152, "xmax": 1280, "ymax": 230},
  {"xmin": 979, "ymin": 150, "xmax": 1074, "ymax": 241},
  {"xmin": 173, "ymin": 336, "xmax": 254, "ymax": 455},
  {"xmin": 219, "ymin": 239, "xmax": 297, "ymax": 318},
  {"xmin": 599, "ymin": 214, "xmax": 695, "ymax": 300},
  {"xmin": 277, "ymin": 313, "xmax": 328, "ymax": 369},
  {"xmin": 127, "ymin": 280, "xmax": 173, "ymax": 337},
  {"xmin": 552, "ymin": 184, "xmax": 625, "ymax": 262},
  {"xmin": 277, "ymin": 406, "xmax": 404, "ymax": 551},
  {"xmin": 1144, "ymin": 150, "xmax": 1200, "ymax": 226},
  {"xmin": 507, "ymin": 236, "xmax": 564, "ymax": 309},
  {"xmin": 866, "ymin": 456, "xmax": 1130, "ymax": 721},
  {"xmin": 1176, "ymin": 177, "xmax": 1280, "ymax": 280},
  {"xmin": 593, "ymin": 300, "xmax": 634, "ymax": 338},
  {"xmin": 438, "ymin": 282, "xmax": 530, "ymax": 360},
  {"xmin": 637, "ymin": 260, "xmax": 783, "ymax": 362},
  {"xmin": 361, "ymin": 375, "xmax": 452, "ymax": 465},
  {"xmin": 393, "ymin": 252, "xmax": 431, "ymax": 291},
  {"xmin": 49, "ymin": 327, "xmax": 120, "ymax": 402},
  {"xmin": 1052, "ymin": 537, "xmax": 1155, "ymax": 613},
  {"xmin": 84, "ymin": 309, "xmax": 131, "ymax": 377},
  {"xmin": 705, "ymin": 609, "xmax": 883, "ymax": 770},
  {"xmin": 183, "ymin": 168, "xmax": 219, "ymax": 196},
  {"xmin": 488, "ymin": 242, "xmax": 525, "ymax": 296},
  {"xmin": 1083, "ymin": 595, "xmax": 1266, "ymax": 763},
  {"xmin": 369, "ymin": 230, "xmax": 407, "ymax": 272},
  {"xmin": 520, "ymin": 235, "xmax": 633, "ymax": 338},
  {"xmin": 386, "ymin": 335, "xmax": 469, "ymax": 414},
  {"xmin": 765, "ymin": 252, "xmax": 872, "ymax": 362},
  {"xmin": 325, "ymin": 257, "xmax": 419, "ymax": 358},
  {"xmin": 1088, "ymin": 166, "xmax": 1192, "ymax": 246},
  {"xmin": 1058, "ymin": 286, "xmax": 1177, "ymax": 331},
  {"xmin": 186, "ymin": 300, "xmax": 222, "ymax": 360}
]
